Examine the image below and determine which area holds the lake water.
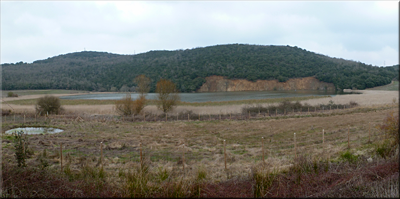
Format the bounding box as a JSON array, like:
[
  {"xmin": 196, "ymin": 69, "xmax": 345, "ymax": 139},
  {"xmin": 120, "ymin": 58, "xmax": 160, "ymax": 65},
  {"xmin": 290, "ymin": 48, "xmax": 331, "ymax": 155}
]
[
  {"xmin": 60, "ymin": 90, "xmax": 350, "ymax": 103},
  {"xmin": 6, "ymin": 127, "xmax": 64, "ymax": 135}
]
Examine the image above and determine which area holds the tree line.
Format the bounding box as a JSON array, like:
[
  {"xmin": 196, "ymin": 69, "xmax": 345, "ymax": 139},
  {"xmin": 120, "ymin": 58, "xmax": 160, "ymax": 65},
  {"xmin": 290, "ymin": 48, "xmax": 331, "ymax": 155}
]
[{"xmin": 2, "ymin": 44, "xmax": 398, "ymax": 92}]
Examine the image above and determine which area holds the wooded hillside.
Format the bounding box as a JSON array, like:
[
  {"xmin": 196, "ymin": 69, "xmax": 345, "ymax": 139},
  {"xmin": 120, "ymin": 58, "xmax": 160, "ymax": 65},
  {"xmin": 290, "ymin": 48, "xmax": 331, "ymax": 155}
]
[{"xmin": 2, "ymin": 44, "xmax": 398, "ymax": 92}]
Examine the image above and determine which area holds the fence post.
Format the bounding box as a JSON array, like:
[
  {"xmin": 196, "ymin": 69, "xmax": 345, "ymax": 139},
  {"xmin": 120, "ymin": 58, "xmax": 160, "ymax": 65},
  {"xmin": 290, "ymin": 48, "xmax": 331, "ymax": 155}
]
[
  {"xmin": 347, "ymin": 125, "xmax": 350, "ymax": 149},
  {"xmin": 60, "ymin": 143, "xmax": 63, "ymax": 172},
  {"xmin": 140, "ymin": 142, "xmax": 143, "ymax": 170},
  {"xmin": 101, "ymin": 142, "xmax": 103, "ymax": 168},
  {"xmin": 224, "ymin": 140, "xmax": 227, "ymax": 170},
  {"xmin": 368, "ymin": 122, "xmax": 371, "ymax": 143},
  {"xmin": 294, "ymin": 133, "xmax": 297, "ymax": 159},
  {"xmin": 182, "ymin": 144, "xmax": 185, "ymax": 174},
  {"xmin": 262, "ymin": 137, "xmax": 265, "ymax": 165}
]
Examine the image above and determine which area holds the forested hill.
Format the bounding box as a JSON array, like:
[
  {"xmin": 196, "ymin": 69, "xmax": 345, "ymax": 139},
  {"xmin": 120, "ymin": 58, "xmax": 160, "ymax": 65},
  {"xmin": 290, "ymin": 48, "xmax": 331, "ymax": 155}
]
[{"xmin": 2, "ymin": 44, "xmax": 399, "ymax": 92}]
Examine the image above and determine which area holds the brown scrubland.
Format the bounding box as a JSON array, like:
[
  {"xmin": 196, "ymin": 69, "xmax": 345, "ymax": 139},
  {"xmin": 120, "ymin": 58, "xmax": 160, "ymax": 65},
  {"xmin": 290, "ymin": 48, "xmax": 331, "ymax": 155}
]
[{"xmin": 1, "ymin": 89, "xmax": 398, "ymax": 197}]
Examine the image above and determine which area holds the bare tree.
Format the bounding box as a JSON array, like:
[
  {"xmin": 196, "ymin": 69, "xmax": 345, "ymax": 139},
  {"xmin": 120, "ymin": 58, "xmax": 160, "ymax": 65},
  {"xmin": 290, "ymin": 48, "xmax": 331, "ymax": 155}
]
[
  {"xmin": 134, "ymin": 75, "xmax": 151, "ymax": 96},
  {"xmin": 156, "ymin": 79, "xmax": 180, "ymax": 113}
]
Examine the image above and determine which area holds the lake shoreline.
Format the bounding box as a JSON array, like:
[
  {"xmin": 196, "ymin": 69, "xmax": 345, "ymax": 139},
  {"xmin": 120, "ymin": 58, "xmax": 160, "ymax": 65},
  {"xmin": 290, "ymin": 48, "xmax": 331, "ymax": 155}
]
[{"xmin": 3, "ymin": 90, "xmax": 398, "ymax": 115}]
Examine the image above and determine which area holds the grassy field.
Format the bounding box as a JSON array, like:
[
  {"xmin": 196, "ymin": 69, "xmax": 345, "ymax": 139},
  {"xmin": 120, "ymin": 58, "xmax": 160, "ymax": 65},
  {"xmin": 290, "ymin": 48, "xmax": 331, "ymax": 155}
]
[
  {"xmin": 367, "ymin": 81, "xmax": 399, "ymax": 91},
  {"xmin": 2, "ymin": 102, "xmax": 399, "ymax": 197}
]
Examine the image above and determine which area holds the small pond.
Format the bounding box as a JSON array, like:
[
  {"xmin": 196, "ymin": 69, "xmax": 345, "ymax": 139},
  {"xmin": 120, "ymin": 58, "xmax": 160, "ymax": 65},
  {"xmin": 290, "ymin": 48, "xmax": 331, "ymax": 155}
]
[{"xmin": 5, "ymin": 127, "xmax": 64, "ymax": 135}]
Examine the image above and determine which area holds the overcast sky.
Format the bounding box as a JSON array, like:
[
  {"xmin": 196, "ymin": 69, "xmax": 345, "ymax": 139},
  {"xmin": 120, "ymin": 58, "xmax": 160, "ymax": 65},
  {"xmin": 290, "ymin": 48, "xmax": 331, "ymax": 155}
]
[{"xmin": 1, "ymin": 1, "xmax": 398, "ymax": 66}]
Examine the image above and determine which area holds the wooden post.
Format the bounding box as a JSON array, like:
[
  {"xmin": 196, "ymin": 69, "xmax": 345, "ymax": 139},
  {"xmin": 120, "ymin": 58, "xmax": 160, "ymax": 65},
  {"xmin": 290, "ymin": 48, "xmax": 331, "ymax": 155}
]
[
  {"xmin": 223, "ymin": 140, "xmax": 227, "ymax": 170},
  {"xmin": 368, "ymin": 122, "xmax": 371, "ymax": 143},
  {"xmin": 294, "ymin": 133, "xmax": 297, "ymax": 159},
  {"xmin": 140, "ymin": 142, "xmax": 143, "ymax": 169},
  {"xmin": 323, "ymin": 129, "xmax": 325, "ymax": 144},
  {"xmin": 182, "ymin": 144, "xmax": 185, "ymax": 173},
  {"xmin": 347, "ymin": 125, "xmax": 350, "ymax": 149},
  {"xmin": 60, "ymin": 143, "xmax": 63, "ymax": 172},
  {"xmin": 101, "ymin": 142, "xmax": 103, "ymax": 168},
  {"xmin": 262, "ymin": 137, "xmax": 265, "ymax": 165}
]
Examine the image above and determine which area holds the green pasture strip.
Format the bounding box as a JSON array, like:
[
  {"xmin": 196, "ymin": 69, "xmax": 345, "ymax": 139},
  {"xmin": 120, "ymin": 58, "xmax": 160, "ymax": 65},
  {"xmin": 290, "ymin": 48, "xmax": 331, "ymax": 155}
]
[
  {"xmin": 367, "ymin": 81, "xmax": 399, "ymax": 91},
  {"xmin": 7, "ymin": 95, "xmax": 329, "ymax": 106}
]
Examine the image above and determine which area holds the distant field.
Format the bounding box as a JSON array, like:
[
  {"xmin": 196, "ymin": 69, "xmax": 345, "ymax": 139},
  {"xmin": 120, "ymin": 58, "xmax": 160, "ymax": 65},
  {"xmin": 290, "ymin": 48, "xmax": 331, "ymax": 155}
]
[
  {"xmin": 2, "ymin": 89, "xmax": 89, "ymax": 96},
  {"xmin": 367, "ymin": 81, "xmax": 399, "ymax": 91},
  {"xmin": 6, "ymin": 95, "xmax": 328, "ymax": 106}
]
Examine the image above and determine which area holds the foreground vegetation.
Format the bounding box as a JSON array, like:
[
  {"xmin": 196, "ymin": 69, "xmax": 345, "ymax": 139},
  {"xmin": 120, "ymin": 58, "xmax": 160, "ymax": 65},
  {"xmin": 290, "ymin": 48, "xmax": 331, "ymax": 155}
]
[{"xmin": 2, "ymin": 101, "xmax": 398, "ymax": 197}]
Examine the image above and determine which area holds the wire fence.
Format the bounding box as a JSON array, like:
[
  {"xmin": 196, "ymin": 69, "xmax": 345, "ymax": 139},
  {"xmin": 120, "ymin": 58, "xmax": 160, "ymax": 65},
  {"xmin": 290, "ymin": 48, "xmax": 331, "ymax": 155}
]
[{"xmin": 1, "ymin": 104, "xmax": 369, "ymax": 125}]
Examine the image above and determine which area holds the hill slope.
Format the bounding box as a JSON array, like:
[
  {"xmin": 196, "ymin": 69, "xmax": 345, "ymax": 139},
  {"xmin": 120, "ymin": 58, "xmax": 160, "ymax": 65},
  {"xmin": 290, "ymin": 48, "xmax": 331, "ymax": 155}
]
[{"xmin": 2, "ymin": 44, "xmax": 398, "ymax": 92}]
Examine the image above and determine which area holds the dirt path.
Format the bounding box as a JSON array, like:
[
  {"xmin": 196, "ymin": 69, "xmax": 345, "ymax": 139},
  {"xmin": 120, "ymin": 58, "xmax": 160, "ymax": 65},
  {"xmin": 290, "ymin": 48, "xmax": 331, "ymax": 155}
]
[{"xmin": 4, "ymin": 90, "xmax": 398, "ymax": 115}]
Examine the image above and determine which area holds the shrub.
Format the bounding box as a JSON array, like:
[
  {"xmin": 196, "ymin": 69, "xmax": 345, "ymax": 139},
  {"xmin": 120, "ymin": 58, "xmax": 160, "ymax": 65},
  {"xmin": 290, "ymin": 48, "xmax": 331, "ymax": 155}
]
[
  {"xmin": 156, "ymin": 79, "xmax": 180, "ymax": 113},
  {"xmin": 115, "ymin": 94, "xmax": 146, "ymax": 116},
  {"xmin": 35, "ymin": 95, "xmax": 63, "ymax": 115},
  {"xmin": 340, "ymin": 151, "xmax": 358, "ymax": 163},
  {"xmin": 376, "ymin": 111, "xmax": 399, "ymax": 158},
  {"xmin": 7, "ymin": 92, "xmax": 18, "ymax": 97},
  {"xmin": 13, "ymin": 131, "xmax": 30, "ymax": 167}
]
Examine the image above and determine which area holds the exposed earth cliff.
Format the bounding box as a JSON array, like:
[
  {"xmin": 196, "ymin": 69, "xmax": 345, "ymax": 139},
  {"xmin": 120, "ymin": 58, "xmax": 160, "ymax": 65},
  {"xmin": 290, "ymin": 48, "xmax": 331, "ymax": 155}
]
[{"xmin": 197, "ymin": 76, "xmax": 336, "ymax": 92}]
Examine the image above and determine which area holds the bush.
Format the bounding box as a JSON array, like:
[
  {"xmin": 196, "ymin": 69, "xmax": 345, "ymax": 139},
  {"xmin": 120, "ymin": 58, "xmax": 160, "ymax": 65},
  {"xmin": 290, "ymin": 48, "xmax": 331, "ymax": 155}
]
[
  {"xmin": 115, "ymin": 94, "xmax": 146, "ymax": 116},
  {"xmin": 35, "ymin": 95, "xmax": 63, "ymax": 115},
  {"xmin": 7, "ymin": 92, "xmax": 18, "ymax": 97}
]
